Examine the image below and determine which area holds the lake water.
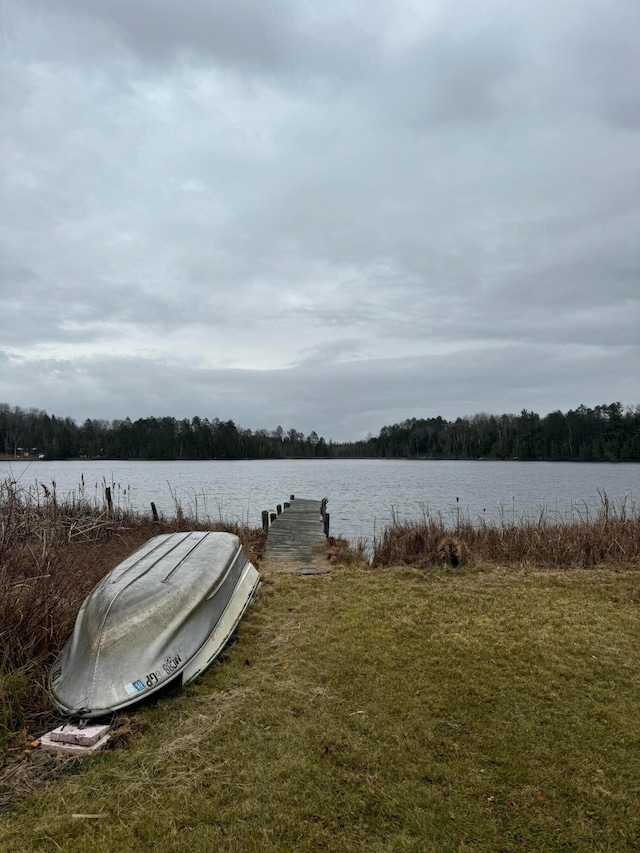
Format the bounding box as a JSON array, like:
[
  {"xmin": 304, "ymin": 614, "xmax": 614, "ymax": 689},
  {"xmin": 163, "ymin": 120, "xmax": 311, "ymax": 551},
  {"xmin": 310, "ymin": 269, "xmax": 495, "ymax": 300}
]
[{"xmin": 2, "ymin": 458, "xmax": 638, "ymax": 545}]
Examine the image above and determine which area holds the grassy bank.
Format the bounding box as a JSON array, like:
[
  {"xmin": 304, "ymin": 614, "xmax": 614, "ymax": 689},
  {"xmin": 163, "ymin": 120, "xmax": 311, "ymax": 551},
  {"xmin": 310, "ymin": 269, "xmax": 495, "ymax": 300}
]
[
  {"xmin": 1, "ymin": 479, "xmax": 639, "ymax": 850},
  {"xmin": 1, "ymin": 562, "xmax": 639, "ymax": 851},
  {"xmin": 2, "ymin": 479, "xmax": 639, "ymax": 751}
]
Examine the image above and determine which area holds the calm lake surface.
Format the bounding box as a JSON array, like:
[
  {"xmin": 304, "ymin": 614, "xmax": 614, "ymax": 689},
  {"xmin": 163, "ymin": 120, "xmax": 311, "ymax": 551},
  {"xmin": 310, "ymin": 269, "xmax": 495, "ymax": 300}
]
[{"xmin": 2, "ymin": 459, "xmax": 638, "ymax": 545}]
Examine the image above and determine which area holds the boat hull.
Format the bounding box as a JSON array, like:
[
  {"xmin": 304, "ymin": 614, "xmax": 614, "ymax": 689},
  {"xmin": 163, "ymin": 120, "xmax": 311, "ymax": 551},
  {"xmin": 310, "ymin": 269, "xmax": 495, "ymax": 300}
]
[{"xmin": 50, "ymin": 531, "xmax": 260, "ymax": 718}]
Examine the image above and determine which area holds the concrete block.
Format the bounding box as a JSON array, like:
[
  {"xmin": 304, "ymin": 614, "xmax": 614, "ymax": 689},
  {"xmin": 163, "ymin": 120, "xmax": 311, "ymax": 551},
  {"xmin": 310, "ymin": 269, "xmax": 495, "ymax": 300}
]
[
  {"xmin": 39, "ymin": 731, "xmax": 111, "ymax": 756},
  {"xmin": 49, "ymin": 723, "xmax": 110, "ymax": 746}
]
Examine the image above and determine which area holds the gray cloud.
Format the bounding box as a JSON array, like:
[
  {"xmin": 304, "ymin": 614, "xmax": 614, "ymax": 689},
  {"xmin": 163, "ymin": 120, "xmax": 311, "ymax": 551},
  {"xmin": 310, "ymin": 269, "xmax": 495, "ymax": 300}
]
[
  {"xmin": 1, "ymin": 0, "xmax": 638, "ymax": 438},
  {"xmin": 3, "ymin": 339, "xmax": 635, "ymax": 442},
  {"xmin": 566, "ymin": 1, "xmax": 640, "ymax": 129}
]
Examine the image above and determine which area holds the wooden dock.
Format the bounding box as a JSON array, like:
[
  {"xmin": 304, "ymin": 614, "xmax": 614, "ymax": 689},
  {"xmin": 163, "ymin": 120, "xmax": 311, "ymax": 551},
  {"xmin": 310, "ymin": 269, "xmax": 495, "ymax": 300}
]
[{"xmin": 263, "ymin": 497, "xmax": 328, "ymax": 570}]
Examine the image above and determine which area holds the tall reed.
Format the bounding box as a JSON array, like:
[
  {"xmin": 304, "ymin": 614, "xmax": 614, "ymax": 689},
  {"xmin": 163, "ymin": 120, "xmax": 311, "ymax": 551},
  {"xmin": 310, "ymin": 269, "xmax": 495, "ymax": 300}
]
[{"xmin": 372, "ymin": 492, "xmax": 640, "ymax": 569}]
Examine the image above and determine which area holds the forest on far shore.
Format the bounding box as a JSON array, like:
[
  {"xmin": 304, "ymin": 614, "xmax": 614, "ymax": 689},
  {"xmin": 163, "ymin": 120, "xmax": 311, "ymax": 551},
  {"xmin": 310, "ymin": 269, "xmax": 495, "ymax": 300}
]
[{"xmin": 1, "ymin": 402, "xmax": 639, "ymax": 462}]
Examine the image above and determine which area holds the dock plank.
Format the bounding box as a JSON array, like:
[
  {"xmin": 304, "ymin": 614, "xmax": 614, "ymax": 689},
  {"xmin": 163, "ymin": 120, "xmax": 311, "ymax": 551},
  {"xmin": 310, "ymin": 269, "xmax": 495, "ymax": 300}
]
[{"xmin": 264, "ymin": 498, "xmax": 326, "ymax": 566}]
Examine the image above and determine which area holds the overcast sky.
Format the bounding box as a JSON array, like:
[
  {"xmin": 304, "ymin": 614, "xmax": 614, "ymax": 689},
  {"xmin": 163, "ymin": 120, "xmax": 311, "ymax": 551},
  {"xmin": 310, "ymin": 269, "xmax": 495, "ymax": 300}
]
[{"xmin": 1, "ymin": 0, "xmax": 638, "ymax": 440}]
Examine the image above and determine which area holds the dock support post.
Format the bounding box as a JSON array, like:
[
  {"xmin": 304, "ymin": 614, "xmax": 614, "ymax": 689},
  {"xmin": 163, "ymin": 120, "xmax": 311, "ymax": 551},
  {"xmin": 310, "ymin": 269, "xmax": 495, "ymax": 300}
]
[
  {"xmin": 262, "ymin": 510, "xmax": 269, "ymax": 532},
  {"xmin": 270, "ymin": 512, "xmax": 277, "ymax": 523},
  {"xmin": 105, "ymin": 486, "xmax": 113, "ymax": 518},
  {"xmin": 277, "ymin": 504, "xmax": 282, "ymax": 515},
  {"xmin": 290, "ymin": 494, "xmax": 295, "ymax": 501},
  {"xmin": 323, "ymin": 513, "xmax": 330, "ymax": 537},
  {"xmin": 284, "ymin": 501, "xmax": 290, "ymax": 509},
  {"xmin": 151, "ymin": 502, "xmax": 159, "ymax": 523}
]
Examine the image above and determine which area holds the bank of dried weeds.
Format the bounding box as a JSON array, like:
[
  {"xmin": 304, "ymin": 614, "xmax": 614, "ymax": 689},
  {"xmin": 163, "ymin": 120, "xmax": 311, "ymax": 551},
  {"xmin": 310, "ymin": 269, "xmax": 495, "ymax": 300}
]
[
  {"xmin": 0, "ymin": 478, "xmax": 266, "ymax": 752},
  {"xmin": 372, "ymin": 493, "xmax": 640, "ymax": 569}
]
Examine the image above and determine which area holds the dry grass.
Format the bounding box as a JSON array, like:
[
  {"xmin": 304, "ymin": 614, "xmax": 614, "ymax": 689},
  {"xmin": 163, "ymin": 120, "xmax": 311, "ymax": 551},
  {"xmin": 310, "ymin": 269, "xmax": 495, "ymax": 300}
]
[
  {"xmin": 326, "ymin": 536, "xmax": 368, "ymax": 567},
  {"xmin": 372, "ymin": 493, "xmax": 640, "ymax": 569},
  {"xmin": 0, "ymin": 562, "xmax": 639, "ymax": 851},
  {"xmin": 0, "ymin": 478, "xmax": 266, "ymax": 752}
]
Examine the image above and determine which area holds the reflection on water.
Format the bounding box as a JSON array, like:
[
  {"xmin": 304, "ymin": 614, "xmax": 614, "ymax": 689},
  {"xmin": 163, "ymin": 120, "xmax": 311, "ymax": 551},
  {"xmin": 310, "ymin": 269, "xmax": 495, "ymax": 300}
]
[{"xmin": 1, "ymin": 458, "xmax": 637, "ymax": 546}]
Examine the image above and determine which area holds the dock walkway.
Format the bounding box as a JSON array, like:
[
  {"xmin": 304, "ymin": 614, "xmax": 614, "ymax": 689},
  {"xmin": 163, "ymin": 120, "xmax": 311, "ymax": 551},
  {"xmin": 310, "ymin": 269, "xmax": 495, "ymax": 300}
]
[{"xmin": 263, "ymin": 497, "xmax": 327, "ymax": 569}]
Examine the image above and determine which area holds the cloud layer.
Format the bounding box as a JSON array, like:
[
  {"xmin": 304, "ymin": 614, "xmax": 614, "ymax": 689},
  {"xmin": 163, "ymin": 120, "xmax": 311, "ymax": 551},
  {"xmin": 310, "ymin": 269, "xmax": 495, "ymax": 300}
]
[{"xmin": 2, "ymin": 0, "xmax": 639, "ymax": 438}]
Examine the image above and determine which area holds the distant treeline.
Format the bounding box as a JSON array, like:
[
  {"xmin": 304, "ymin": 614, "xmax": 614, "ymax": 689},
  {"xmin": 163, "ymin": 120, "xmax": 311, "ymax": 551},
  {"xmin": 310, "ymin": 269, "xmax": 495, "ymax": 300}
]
[{"xmin": 1, "ymin": 402, "xmax": 639, "ymax": 462}]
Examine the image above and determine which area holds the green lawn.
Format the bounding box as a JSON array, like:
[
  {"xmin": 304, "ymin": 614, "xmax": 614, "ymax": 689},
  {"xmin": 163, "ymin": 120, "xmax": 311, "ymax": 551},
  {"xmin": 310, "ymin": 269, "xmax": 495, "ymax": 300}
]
[{"xmin": 1, "ymin": 564, "xmax": 639, "ymax": 852}]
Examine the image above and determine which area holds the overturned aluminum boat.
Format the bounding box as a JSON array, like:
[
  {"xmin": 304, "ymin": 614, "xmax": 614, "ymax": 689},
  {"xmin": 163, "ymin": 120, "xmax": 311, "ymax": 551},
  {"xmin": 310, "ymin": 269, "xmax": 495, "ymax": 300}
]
[{"xmin": 50, "ymin": 531, "xmax": 260, "ymax": 718}]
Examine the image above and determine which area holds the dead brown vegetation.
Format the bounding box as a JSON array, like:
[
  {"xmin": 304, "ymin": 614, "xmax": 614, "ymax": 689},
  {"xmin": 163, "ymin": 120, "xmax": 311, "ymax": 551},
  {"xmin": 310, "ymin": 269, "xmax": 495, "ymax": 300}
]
[
  {"xmin": 325, "ymin": 535, "xmax": 368, "ymax": 567},
  {"xmin": 0, "ymin": 478, "xmax": 266, "ymax": 753},
  {"xmin": 372, "ymin": 493, "xmax": 640, "ymax": 569}
]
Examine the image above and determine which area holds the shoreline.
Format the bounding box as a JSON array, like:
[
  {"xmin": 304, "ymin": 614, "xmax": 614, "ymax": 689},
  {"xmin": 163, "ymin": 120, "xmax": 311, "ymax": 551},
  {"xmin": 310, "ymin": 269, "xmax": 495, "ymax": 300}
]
[{"xmin": 0, "ymin": 454, "xmax": 636, "ymax": 464}]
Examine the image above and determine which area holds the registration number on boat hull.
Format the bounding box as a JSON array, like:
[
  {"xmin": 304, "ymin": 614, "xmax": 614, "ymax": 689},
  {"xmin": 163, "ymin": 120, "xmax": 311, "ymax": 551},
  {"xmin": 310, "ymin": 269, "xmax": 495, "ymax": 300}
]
[{"xmin": 145, "ymin": 653, "xmax": 182, "ymax": 688}]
